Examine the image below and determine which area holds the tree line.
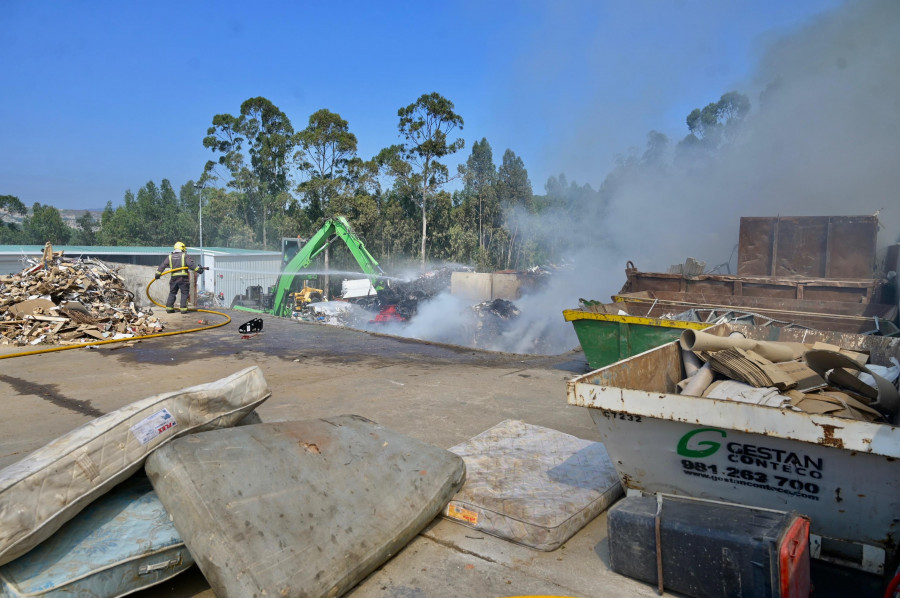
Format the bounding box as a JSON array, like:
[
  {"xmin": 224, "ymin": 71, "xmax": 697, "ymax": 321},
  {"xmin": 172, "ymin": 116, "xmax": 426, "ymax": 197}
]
[{"xmin": 0, "ymin": 91, "xmax": 751, "ymax": 273}]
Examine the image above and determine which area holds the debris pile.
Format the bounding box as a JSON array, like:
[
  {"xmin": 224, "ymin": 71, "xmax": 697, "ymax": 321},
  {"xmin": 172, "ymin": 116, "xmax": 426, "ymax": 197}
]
[
  {"xmin": 301, "ymin": 301, "xmax": 371, "ymax": 327},
  {"xmin": 0, "ymin": 253, "xmax": 162, "ymax": 346},
  {"xmin": 471, "ymin": 299, "xmax": 520, "ymax": 348},
  {"xmin": 370, "ymin": 266, "xmax": 467, "ymax": 316},
  {"xmin": 679, "ymin": 330, "xmax": 900, "ymax": 424}
]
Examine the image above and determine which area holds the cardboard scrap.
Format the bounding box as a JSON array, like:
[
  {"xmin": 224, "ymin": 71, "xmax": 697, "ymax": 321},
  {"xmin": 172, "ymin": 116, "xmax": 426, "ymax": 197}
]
[
  {"xmin": 788, "ymin": 389, "xmax": 883, "ymax": 422},
  {"xmin": 701, "ymin": 348, "xmax": 797, "ymax": 390},
  {"xmin": 8, "ymin": 298, "xmax": 56, "ymax": 319},
  {"xmin": 773, "ymin": 361, "xmax": 827, "ymax": 392},
  {"xmin": 811, "ymin": 341, "xmax": 868, "ymax": 367},
  {"xmin": 689, "ymin": 338, "xmax": 896, "ymax": 424}
]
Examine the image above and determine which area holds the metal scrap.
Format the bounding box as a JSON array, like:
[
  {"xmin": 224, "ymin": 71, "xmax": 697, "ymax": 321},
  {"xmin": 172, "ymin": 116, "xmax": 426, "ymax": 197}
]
[
  {"xmin": 0, "ymin": 253, "xmax": 162, "ymax": 346},
  {"xmin": 370, "ymin": 266, "xmax": 465, "ymax": 318}
]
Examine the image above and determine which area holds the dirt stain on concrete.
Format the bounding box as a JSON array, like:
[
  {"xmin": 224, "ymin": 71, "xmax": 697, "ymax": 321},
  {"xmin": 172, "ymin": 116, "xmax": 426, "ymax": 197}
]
[{"xmin": 0, "ymin": 375, "xmax": 104, "ymax": 418}]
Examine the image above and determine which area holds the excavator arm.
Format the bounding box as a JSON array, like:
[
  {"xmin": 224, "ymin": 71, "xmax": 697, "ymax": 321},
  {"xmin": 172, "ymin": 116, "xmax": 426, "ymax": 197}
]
[{"xmin": 270, "ymin": 217, "xmax": 384, "ymax": 317}]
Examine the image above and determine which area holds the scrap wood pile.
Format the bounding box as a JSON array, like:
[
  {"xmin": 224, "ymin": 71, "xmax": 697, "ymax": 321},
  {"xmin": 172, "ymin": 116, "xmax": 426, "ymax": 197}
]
[
  {"xmin": 0, "ymin": 251, "xmax": 162, "ymax": 347},
  {"xmin": 678, "ymin": 329, "xmax": 900, "ymax": 424}
]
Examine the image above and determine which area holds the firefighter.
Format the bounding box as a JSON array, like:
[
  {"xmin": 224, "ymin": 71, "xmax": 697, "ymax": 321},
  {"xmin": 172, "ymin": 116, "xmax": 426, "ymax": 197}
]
[{"xmin": 155, "ymin": 242, "xmax": 206, "ymax": 313}]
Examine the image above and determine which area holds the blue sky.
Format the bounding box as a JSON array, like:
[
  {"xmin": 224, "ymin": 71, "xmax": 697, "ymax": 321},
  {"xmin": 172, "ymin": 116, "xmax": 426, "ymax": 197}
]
[{"xmin": 1, "ymin": 0, "xmax": 844, "ymax": 210}]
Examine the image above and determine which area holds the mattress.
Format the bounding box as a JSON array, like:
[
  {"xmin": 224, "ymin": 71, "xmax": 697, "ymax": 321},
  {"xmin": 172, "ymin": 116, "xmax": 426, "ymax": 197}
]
[
  {"xmin": 0, "ymin": 474, "xmax": 193, "ymax": 597},
  {"xmin": 443, "ymin": 419, "xmax": 622, "ymax": 550},
  {"xmin": 0, "ymin": 366, "xmax": 270, "ymax": 565},
  {"xmin": 145, "ymin": 415, "xmax": 465, "ymax": 598}
]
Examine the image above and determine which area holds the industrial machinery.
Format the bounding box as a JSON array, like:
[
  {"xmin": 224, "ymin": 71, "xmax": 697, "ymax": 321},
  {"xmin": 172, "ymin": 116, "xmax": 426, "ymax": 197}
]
[
  {"xmin": 292, "ymin": 282, "xmax": 325, "ymax": 310},
  {"xmin": 233, "ymin": 217, "xmax": 384, "ymax": 317}
]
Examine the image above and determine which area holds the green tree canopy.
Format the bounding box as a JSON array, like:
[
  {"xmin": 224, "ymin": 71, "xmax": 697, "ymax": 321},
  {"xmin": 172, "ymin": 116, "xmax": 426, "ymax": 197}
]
[
  {"xmin": 203, "ymin": 97, "xmax": 295, "ymax": 248},
  {"xmin": 462, "ymin": 138, "xmax": 499, "ymax": 261},
  {"xmin": 294, "ymin": 109, "xmax": 358, "ymax": 222},
  {"xmin": 496, "ymin": 149, "xmax": 534, "ymax": 268},
  {"xmin": 22, "ymin": 203, "xmax": 71, "ymax": 245},
  {"xmin": 0, "ymin": 194, "xmax": 26, "ymax": 218},
  {"xmin": 387, "ymin": 92, "xmax": 464, "ymax": 268},
  {"xmin": 0, "ymin": 194, "xmax": 27, "ymax": 243},
  {"xmin": 72, "ymin": 212, "xmax": 98, "ymax": 245},
  {"xmin": 678, "ymin": 91, "xmax": 750, "ymax": 158}
]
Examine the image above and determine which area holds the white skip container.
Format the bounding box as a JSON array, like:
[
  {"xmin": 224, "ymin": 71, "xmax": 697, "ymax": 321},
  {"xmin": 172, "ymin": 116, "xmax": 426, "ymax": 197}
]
[{"xmin": 566, "ymin": 323, "xmax": 900, "ymax": 575}]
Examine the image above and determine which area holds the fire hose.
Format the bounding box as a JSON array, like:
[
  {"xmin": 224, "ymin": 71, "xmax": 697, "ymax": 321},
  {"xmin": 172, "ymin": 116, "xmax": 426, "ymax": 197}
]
[{"xmin": 0, "ymin": 267, "xmax": 231, "ymax": 360}]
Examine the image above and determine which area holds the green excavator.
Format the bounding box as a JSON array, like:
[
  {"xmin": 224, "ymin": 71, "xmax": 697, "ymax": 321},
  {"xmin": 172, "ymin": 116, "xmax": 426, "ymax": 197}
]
[{"xmin": 233, "ymin": 216, "xmax": 384, "ymax": 317}]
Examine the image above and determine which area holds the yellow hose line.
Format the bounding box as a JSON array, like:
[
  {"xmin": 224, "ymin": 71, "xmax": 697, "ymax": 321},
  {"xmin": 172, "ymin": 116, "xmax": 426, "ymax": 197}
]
[{"xmin": 0, "ymin": 267, "xmax": 231, "ymax": 360}]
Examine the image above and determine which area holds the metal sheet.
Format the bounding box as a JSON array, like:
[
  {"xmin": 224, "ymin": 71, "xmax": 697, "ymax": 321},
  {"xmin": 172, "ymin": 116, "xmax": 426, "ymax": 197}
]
[
  {"xmin": 207, "ymin": 254, "xmax": 281, "ymax": 306},
  {"xmin": 613, "ymin": 291, "xmax": 898, "ymax": 335},
  {"xmin": 620, "ymin": 266, "xmax": 883, "ymax": 304},
  {"xmin": 737, "ymin": 216, "xmax": 878, "ymax": 279},
  {"xmin": 563, "ymin": 308, "xmax": 710, "ymax": 371}
]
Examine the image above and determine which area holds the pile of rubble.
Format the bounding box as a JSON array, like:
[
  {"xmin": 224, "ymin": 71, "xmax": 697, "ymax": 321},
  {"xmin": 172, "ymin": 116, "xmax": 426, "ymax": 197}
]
[{"xmin": 0, "ymin": 252, "xmax": 162, "ymax": 346}]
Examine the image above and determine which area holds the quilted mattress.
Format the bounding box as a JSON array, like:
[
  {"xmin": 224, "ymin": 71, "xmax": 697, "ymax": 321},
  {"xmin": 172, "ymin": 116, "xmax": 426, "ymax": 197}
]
[
  {"xmin": 443, "ymin": 419, "xmax": 622, "ymax": 550},
  {"xmin": 0, "ymin": 474, "xmax": 193, "ymax": 597},
  {"xmin": 0, "ymin": 366, "xmax": 270, "ymax": 565},
  {"xmin": 145, "ymin": 415, "xmax": 465, "ymax": 598}
]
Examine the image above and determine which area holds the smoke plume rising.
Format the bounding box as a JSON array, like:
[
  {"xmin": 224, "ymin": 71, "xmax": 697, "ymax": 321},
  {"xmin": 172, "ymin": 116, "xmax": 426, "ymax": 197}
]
[{"xmin": 372, "ymin": 0, "xmax": 900, "ymax": 355}]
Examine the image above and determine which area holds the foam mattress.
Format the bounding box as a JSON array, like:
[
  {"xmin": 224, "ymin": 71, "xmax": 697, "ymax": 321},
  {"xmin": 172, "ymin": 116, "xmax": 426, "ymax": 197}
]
[
  {"xmin": 0, "ymin": 366, "xmax": 270, "ymax": 565},
  {"xmin": 443, "ymin": 419, "xmax": 622, "ymax": 550},
  {"xmin": 145, "ymin": 415, "xmax": 466, "ymax": 598},
  {"xmin": 0, "ymin": 474, "xmax": 193, "ymax": 597}
]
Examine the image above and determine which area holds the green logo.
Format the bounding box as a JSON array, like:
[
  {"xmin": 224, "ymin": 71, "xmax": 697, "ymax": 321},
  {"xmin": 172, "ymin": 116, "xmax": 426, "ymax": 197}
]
[{"xmin": 677, "ymin": 428, "xmax": 726, "ymax": 458}]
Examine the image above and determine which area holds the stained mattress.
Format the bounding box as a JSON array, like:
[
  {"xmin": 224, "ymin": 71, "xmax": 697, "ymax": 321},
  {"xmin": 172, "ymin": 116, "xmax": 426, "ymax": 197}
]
[
  {"xmin": 442, "ymin": 419, "xmax": 622, "ymax": 550},
  {"xmin": 0, "ymin": 366, "xmax": 270, "ymax": 565},
  {"xmin": 145, "ymin": 415, "xmax": 465, "ymax": 598},
  {"xmin": 0, "ymin": 474, "xmax": 193, "ymax": 597}
]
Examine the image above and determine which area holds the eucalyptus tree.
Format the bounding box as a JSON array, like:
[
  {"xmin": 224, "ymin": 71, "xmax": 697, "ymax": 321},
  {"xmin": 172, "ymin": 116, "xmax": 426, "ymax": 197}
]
[
  {"xmin": 0, "ymin": 194, "xmax": 26, "ymax": 220},
  {"xmin": 203, "ymin": 97, "xmax": 295, "ymax": 248},
  {"xmin": 496, "ymin": 149, "xmax": 534, "ymax": 268},
  {"xmin": 380, "ymin": 92, "xmax": 464, "ymax": 268},
  {"xmin": 677, "ymin": 91, "xmax": 750, "ymax": 159},
  {"xmin": 73, "ymin": 212, "xmax": 98, "ymax": 245},
  {"xmin": 294, "ymin": 109, "xmax": 358, "ymax": 222},
  {"xmin": 462, "ymin": 138, "xmax": 499, "ymax": 257}
]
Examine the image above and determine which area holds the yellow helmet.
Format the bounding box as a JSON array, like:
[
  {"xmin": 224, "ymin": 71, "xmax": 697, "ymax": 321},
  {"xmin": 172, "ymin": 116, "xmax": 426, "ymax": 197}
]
[{"xmin": 173, "ymin": 241, "xmax": 186, "ymax": 252}]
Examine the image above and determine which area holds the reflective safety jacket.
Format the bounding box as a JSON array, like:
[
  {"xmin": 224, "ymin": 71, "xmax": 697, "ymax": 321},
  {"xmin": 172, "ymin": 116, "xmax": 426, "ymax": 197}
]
[{"xmin": 157, "ymin": 251, "xmax": 202, "ymax": 277}]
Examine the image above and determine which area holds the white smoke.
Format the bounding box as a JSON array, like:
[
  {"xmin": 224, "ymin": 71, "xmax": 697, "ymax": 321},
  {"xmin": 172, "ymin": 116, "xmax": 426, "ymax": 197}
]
[
  {"xmin": 387, "ymin": 291, "xmax": 475, "ymax": 345},
  {"xmin": 340, "ymin": 0, "xmax": 900, "ymax": 355},
  {"xmin": 600, "ymin": 0, "xmax": 900, "ymax": 267}
]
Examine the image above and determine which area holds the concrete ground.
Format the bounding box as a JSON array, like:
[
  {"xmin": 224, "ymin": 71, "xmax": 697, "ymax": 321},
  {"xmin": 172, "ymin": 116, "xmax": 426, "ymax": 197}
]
[{"xmin": 0, "ymin": 310, "xmax": 884, "ymax": 597}]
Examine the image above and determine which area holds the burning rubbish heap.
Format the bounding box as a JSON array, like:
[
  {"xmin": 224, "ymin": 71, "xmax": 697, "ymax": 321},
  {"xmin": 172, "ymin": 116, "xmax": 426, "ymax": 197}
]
[
  {"xmin": 303, "ymin": 266, "xmax": 469, "ymax": 326},
  {"xmin": 0, "ymin": 252, "xmax": 162, "ymax": 346},
  {"xmin": 471, "ymin": 299, "xmax": 521, "ymax": 347},
  {"xmin": 301, "ymin": 266, "xmax": 569, "ymax": 353},
  {"xmin": 369, "ymin": 266, "xmax": 463, "ymax": 321}
]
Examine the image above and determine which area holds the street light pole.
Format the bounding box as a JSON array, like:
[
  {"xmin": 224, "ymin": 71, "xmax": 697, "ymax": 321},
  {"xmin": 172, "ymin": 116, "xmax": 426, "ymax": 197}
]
[{"xmin": 193, "ymin": 183, "xmax": 204, "ymax": 293}]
